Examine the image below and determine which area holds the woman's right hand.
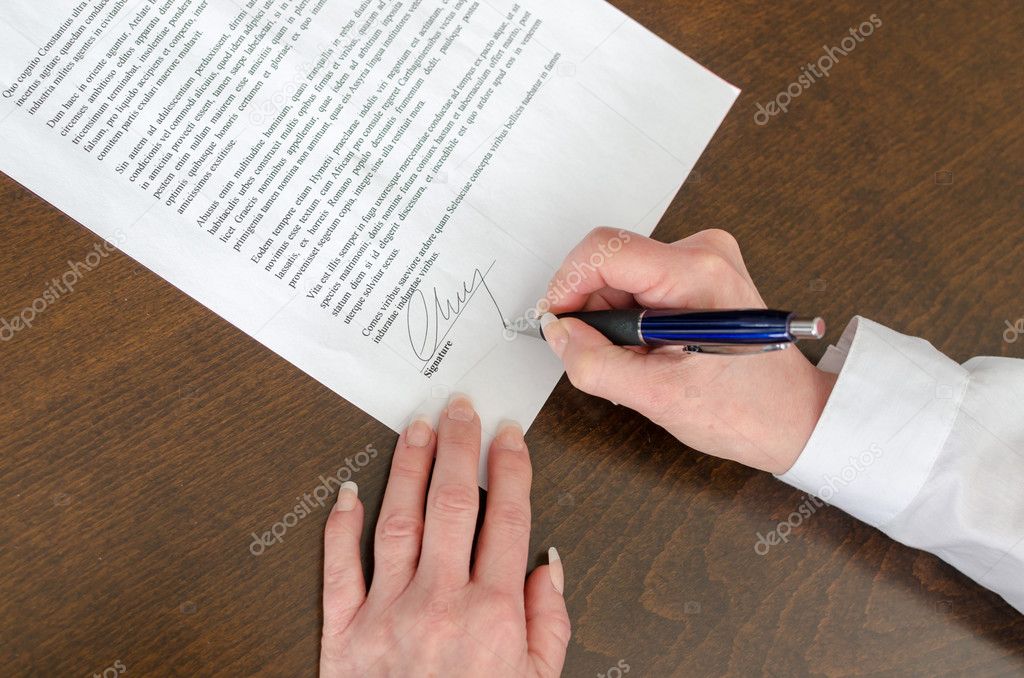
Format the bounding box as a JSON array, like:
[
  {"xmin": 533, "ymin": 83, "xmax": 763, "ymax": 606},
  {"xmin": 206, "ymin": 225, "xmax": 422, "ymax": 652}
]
[{"xmin": 539, "ymin": 228, "xmax": 837, "ymax": 475}]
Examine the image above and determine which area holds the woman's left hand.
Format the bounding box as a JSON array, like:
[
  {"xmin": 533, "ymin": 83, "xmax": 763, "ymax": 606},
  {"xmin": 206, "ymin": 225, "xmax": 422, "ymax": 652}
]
[{"xmin": 319, "ymin": 394, "xmax": 571, "ymax": 677}]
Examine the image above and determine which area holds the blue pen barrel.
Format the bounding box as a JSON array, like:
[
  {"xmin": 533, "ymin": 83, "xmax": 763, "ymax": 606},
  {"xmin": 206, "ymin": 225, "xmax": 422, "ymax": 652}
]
[{"xmin": 640, "ymin": 309, "xmax": 793, "ymax": 345}]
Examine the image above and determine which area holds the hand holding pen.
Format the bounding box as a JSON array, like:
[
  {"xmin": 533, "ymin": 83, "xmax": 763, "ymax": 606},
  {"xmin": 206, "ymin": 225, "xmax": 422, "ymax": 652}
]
[{"xmin": 534, "ymin": 228, "xmax": 838, "ymax": 475}]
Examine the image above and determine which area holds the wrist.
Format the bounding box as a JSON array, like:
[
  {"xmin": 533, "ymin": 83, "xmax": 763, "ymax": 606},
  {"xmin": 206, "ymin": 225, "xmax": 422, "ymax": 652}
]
[{"xmin": 773, "ymin": 363, "xmax": 838, "ymax": 475}]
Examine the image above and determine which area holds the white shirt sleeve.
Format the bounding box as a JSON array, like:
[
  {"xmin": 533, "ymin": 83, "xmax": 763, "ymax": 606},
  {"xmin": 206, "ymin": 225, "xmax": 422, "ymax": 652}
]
[{"xmin": 778, "ymin": 316, "xmax": 1024, "ymax": 613}]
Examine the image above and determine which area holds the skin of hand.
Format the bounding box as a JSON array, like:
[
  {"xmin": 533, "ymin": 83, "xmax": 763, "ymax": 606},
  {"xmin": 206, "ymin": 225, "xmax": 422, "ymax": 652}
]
[
  {"xmin": 319, "ymin": 394, "xmax": 571, "ymax": 677},
  {"xmin": 539, "ymin": 228, "xmax": 838, "ymax": 475}
]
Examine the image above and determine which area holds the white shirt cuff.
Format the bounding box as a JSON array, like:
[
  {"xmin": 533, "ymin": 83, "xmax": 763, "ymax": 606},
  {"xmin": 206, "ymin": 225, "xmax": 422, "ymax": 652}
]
[{"xmin": 777, "ymin": 316, "xmax": 969, "ymax": 528}]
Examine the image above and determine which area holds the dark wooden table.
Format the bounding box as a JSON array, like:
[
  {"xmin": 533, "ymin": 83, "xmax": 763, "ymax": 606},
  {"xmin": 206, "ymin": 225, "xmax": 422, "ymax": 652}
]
[{"xmin": 2, "ymin": 1, "xmax": 1022, "ymax": 676}]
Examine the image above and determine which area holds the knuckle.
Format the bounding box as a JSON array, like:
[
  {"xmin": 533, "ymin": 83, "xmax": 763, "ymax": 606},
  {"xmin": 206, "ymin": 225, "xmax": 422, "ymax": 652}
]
[
  {"xmin": 423, "ymin": 596, "xmax": 454, "ymax": 625},
  {"xmin": 438, "ymin": 438, "xmax": 478, "ymax": 460},
  {"xmin": 486, "ymin": 500, "xmax": 531, "ymax": 535},
  {"xmin": 566, "ymin": 348, "xmax": 606, "ymax": 395},
  {"xmin": 566, "ymin": 368, "xmax": 595, "ymax": 396},
  {"xmin": 418, "ymin": 598, "xmax": 463, "ymax": 638},
  {"xmin": 489, "ymin": 450, "xmax": 533, "ymax": 484},
  {"xmin": 377, "ymin": 511, "xmax": 423, "ymax": 542},
  {"xmin": 431, "ymin": 483, "xmax": 478, "ymax": 520},
  {"xmin": 698, "ymin": 228, "xmax": 740, "ymax": 254},
  {"xmin": 548, "ymin": 611, "xmax": 573, "ymax": 647},
  {"xmin": 324, "ymin": 562, "xmax": 362, "ymax": 590},
  {"xmin": 324, "ymin": 516, "xmax": 357, "ymax": 543},
  {"xmin": 690, "ymin": 247, "xmax": 731, "ymax": 277},
  {"xmin": 586, "ymin": 225, "xmax": 618, "ymax": 247},
  {"xmin": 390, "ymin": 455, "xmax": 427, "ymax": 481}
]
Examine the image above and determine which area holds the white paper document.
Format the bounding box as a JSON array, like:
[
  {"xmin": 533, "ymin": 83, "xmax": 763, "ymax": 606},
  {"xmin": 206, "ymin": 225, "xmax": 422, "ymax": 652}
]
[{"xmin": 0, "ymin": 0, "xmax": 737, "ymax": 484}]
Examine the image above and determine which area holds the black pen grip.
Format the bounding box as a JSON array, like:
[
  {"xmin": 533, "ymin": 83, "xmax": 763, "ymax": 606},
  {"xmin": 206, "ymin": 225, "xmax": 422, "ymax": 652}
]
[{"xmin": 553, "ymin": 309, "xmax": 644, "ymax": 346}]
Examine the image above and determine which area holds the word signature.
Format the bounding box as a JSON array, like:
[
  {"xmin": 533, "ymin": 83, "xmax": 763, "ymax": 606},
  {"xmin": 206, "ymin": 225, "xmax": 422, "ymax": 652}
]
[{"xmin": 406, "ymin": 261, "xmax": 506, "ymax": 372}]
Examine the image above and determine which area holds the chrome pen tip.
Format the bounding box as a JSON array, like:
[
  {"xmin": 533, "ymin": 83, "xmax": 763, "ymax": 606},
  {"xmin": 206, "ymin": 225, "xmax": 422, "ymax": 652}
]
[
  {"xmin": 789, "ymin": 317, "xmax": 826, "ymax": 340},
  {"xmin": 508, "ymin": 316, "xmax": 545, "ymax": 340}
]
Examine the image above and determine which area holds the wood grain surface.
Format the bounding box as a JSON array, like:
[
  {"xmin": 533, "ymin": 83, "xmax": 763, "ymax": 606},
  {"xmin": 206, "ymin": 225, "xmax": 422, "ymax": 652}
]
[{"xmin": 2, "ymin": 1, "xmax": 1023, "ymax": 676}]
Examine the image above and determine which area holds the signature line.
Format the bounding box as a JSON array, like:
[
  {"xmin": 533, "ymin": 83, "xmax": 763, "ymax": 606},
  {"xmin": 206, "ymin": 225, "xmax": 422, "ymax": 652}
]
[{"xmin": 418, "ymin": 261, "xmax": 506, "ymax": 374}]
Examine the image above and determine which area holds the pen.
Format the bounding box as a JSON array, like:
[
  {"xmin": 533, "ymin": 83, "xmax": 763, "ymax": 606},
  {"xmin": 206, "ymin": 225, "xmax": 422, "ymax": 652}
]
[{"xmin": 521, "ymin": 309, "xmax": 826, "ymax": 354}]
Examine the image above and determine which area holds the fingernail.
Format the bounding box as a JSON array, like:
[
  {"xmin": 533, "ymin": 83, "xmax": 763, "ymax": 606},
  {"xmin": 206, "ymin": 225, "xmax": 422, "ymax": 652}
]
[
  {"xmin": 495, "ymin": 421, "xmax": 525, "ymax": 451},
  {"xmin": 447, "ymin": 393, "xmax": 475, "ymax": 422},
  {"xmin": 548, "ymin": 547, "xmax": 564, "ymax": 594},
  {"xmin": 541, "ymin": 313, "xmax": 568, "ymax": 358},
  {"xmin": 336, "ymin": 481, "xmax": 358, "ymax": 512},
  {"xmin": 406, "ymin": 416, "xmax": 433, "ymax": 447}
]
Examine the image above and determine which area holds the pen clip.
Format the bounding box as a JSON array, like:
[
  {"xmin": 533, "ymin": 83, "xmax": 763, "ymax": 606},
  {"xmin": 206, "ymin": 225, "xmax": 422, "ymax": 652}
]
[{"xmin": 683, "ymin": 343, "xmax": 792, "ymax": 355}]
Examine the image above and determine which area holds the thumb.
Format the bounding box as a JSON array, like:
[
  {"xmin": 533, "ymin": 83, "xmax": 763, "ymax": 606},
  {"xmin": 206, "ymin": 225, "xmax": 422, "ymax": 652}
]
[
  {"xmin": 525, "ymin": 548, "xmax": 571, "ymax": 677},
  {"xmin": 542, "ymin": 314, "xmax": 646, "ymax": 408}
]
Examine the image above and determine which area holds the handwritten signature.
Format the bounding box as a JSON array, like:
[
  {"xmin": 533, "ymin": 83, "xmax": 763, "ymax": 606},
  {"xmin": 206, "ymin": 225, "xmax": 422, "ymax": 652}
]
[{"xmin": 406, "ymin": 261, "xmax": 506, "ymax": 371}]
